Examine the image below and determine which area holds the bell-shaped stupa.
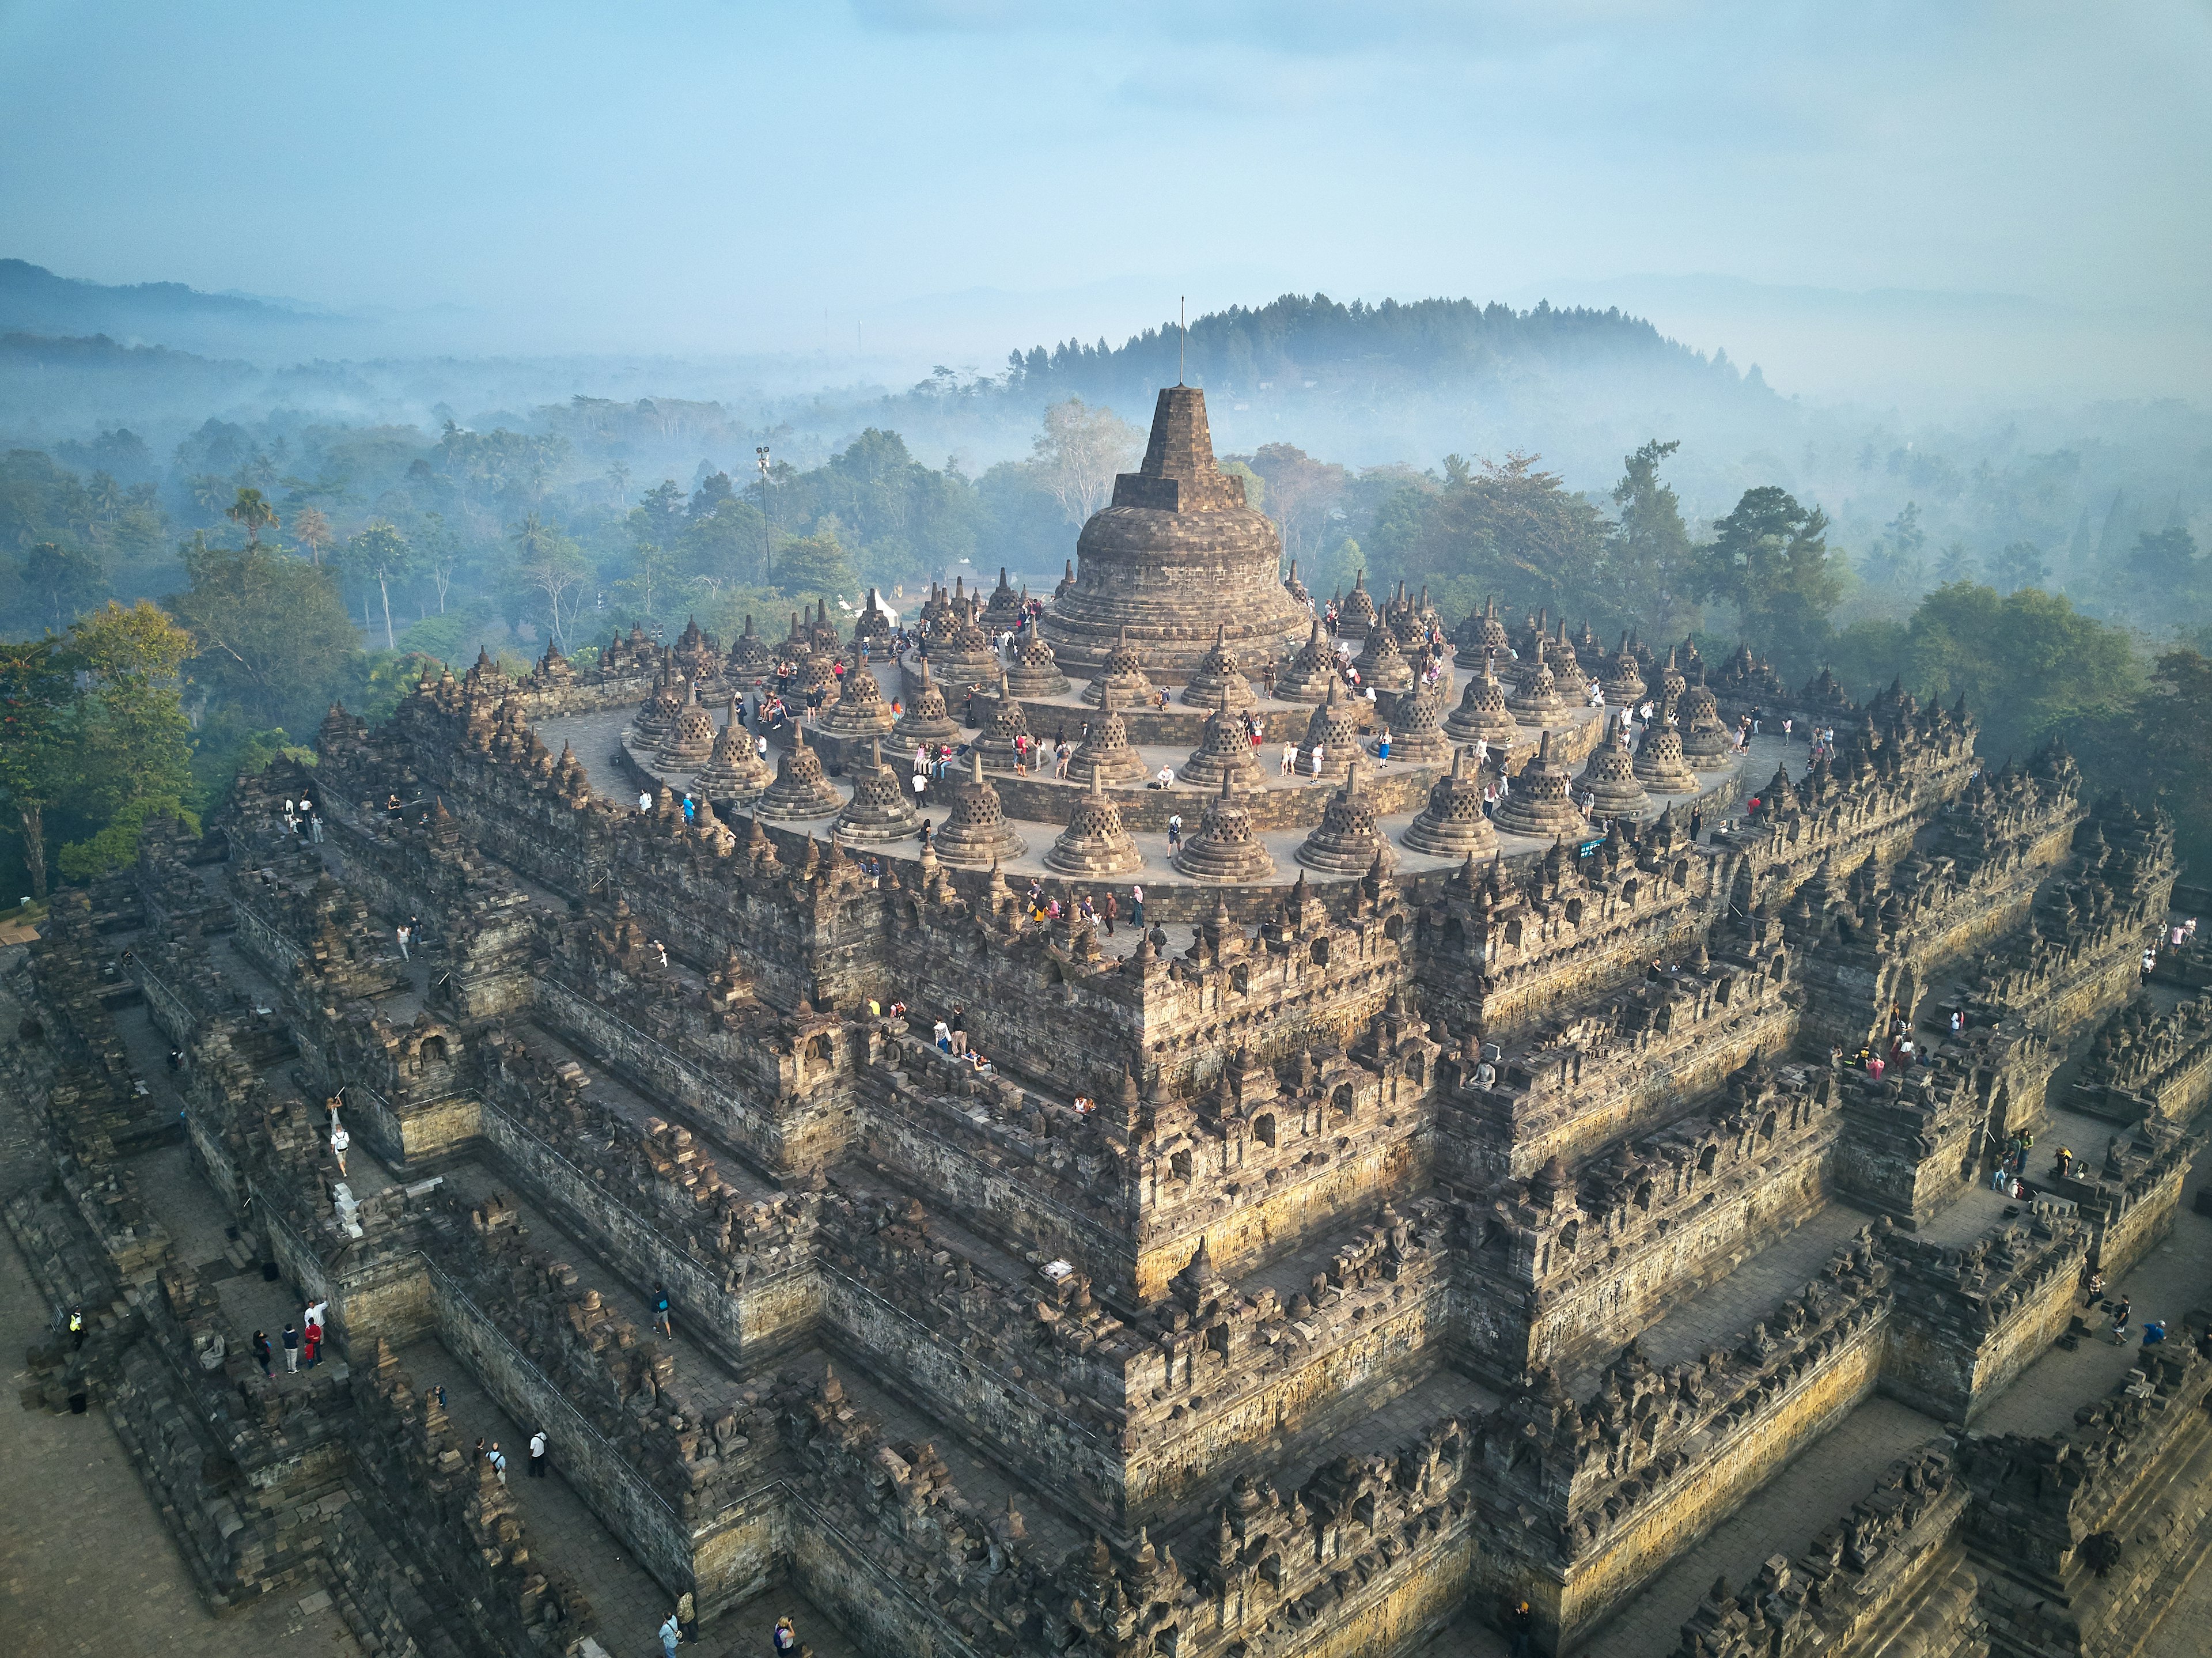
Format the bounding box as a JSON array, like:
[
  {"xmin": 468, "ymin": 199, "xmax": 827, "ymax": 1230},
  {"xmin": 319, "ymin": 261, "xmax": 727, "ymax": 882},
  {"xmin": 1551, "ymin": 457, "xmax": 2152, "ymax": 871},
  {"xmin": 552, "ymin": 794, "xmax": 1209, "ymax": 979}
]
[
  {"xmin": 1493, "ymin": 731, "xmax": 1590, "ymax": 840},
  {"xmin": 1271, "ymin": 619, "xmax": 1342, "ymax": 705},
  {"xmin": 691, "ymin": 697, "xmax": 772, "ymax": 804},
  {"xmin": 934, "ymin": 752, "xmax": 1027, "ymax": 867},
  {"xmin": 1335, "ymin": 571, "xmax": 1378, "ymax": 641},
  {"xmin": 1677, "ymin": 674, "xmax": 1734, "ymax": 771},
  {"xmin": 1454, "ymin": 595, "xmax": 1513, "ymax": 669},
  {"xmin": 972, "ymin": 675, "xmax": 1033, "ymax": 772},
  {"xmin": 1065, "ymin": 689, "xmax": 1151, "ymax": 789},
  {"xmin": 1299, "ymin": 678, "xmax": 1364, "ymax": 781},
  {"xmin": 1507, "ymin": 639, "xmax": 1570, "ymax": 726},
  {"xmin": 1002, "ymin": 629, "xmax": 1071, "ymax": 698},
  {"xmin": 1445, "ymin": 654, "xmax": 1520, "ymax": 748},
  {"xmin": 1351, "ymin": 620, "xmax": 1414, "ymax": 693},
  {"xmin": 1181, "ymin": 622, "xmax": 1256, "ymax": 709},
  {"xmin": 634, "ymin": 669, "xmax": 687, "ymax": 741},
  {"xmin": 1402, "ymin": 747, "xmax": 1500, "ymax": 858},
  {"xmin": 892, "ymin": 661, "xmax": 960, "ymax": 747},
  {"xmin": 1378, "ymin": 678, "xmax": 1452, "ymax": 766},
  {"xmin": 834, "ymin": 738, "xmax": 921, "ymax": 843},
  {"xmin": 1576, "ymin": 713, "xmax": 1654, "ymax": 820},
  {"xmin": 1043, "ymin": 386, "xmax": 1309, "ymax": 682},
  {"xmin": 655, "ymin": 682, "xmax": 716, "ymax": 770},
  {"xmin": 1045, "ymin": 769, "xmax": 1143, "ymax": 876},
  {"xmin": 1082, "ymin": 624, "xmax": 1156, "ymax": 709},
  {"xmin": 1601, "ymin": 632, "xmax": 1646, "ymax": 706},
  {"xmin": 1173, "ymin": 775, "xmax": 1279, "ymax": 883},
  {"xmin": 756, "ymin": 728, "xmax": 846, "ymax": 820},
  {"xmin": 725, "ymin": 615, "xmax": 776, "ymax": 685},
  {"xmin": 1181, "ymin": 692, "xmax": 1266, "ymax": 792},
  {"xmin": 1296, "ymin": 760, "xmax": 1396, "ymax": 874},
  {"xmin": 816, "ymin": 650, "xmax": 896, "ymax": 740}
]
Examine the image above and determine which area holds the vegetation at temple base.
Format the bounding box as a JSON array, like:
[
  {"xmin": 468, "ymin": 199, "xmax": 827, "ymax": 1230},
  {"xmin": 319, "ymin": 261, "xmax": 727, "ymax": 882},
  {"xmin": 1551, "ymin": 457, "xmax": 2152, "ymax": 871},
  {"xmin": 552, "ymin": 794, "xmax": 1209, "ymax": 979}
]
[{"xmin": 0, "ymin": 601, "xmax": 198, "ymax": 896}]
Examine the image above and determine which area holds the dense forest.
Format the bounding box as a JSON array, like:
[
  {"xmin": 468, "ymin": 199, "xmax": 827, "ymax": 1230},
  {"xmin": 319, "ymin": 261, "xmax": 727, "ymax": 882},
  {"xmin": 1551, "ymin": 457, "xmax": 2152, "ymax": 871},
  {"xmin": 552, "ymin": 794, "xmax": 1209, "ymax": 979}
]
[{"xmin": 4, "ymin": 287, "xmax": 2210, "ymax": 909}]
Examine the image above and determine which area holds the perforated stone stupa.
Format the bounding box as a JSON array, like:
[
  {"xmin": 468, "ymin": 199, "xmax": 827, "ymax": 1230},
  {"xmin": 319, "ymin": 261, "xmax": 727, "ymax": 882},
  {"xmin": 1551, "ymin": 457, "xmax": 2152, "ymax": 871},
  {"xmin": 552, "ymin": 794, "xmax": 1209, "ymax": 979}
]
[
  {"xmin": 1577, "ymin": 712, "xmax": 1656, "ymax": 820},
  {"xmin": 1180, "ymin": 693, "xmax": 1266, "ymax": 792},
  {"xmin": 1493, "ymin": 730, "xmax": 1590, "ymax": 840},
  {"xmin": 1045, "ymin": 769, "xmax": 1144, "ymax": 877},
  {"xmin": 691, "ymin": 698, "xmax": 772, "ymax": 804},
  {"xmin": 1445, "ymin": 654, "xmax": 1520, "ymax": 747},
  {"xmin": 892, "ymin": 661, "xmax": 960, "ymax": 747},
  {"xmin": 1172, "ymin": 775, "xmax": 1279, "ymax": 882},
  {"xmin": 933, "ymin": 751, "xmax": 1027, "ymax": 867},
  {"xmin": 1297, "ymin": 760, "xmax": 1396, "ymax": 873},
  {"xmin": 1402, "ymin": 747, "xmax": 1499, "ymax": 858},
  {"xmin": 1180, "ymin": 622, "xmax": 1256, "ymax": 709},
  {"xmin": 1271, "ymin": 619, "xmax": 1341, "ymax": 705},
  {"xmin": 833, "ymin": 738, "xmax": 920, "ymax": 843},
  {"xmin": 1065, "ymin": 690, "xmax": 1151, "ymax": 789},
  {"xmin": 756, "ymin": 727, "xmax": 845, "ymax": 820}
]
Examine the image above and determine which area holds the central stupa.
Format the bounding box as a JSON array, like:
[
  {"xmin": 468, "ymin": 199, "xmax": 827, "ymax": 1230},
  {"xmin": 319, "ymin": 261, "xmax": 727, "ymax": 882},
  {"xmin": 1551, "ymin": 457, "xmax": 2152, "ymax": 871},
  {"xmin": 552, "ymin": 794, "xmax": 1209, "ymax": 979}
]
[{"xmin": 1040, "ymin": 385, "xmax": 1312, "ymax": 682}]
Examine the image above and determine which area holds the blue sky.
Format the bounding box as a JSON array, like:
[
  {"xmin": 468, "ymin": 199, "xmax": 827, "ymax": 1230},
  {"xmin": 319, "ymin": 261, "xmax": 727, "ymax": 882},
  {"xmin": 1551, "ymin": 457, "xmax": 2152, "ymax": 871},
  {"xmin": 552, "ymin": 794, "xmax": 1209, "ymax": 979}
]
[{"xmin": 1, "ymin": 0, "xmax": 2206, "ymax": 391}]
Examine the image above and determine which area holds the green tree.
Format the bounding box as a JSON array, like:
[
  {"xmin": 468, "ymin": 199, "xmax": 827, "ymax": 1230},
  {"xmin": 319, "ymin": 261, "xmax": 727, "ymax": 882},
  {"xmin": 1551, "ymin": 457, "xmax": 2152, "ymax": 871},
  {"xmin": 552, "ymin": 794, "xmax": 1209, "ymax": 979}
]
[
  {"xmin": 1902, "ymin": 582, "xmax": 2137, "ymax": 761},
  {"xmin": 21, "ymin": 539, "xmax": 109, "ymax": 628},
  {"xmin": 679, "ymin": 497, "xmax": 774, "ymax": 592},
  {"xmin": 166, "ymin": 536, "xmax": 360, "ymax": 729},
  {"xmin": 632, "ymin": 479, "xmax": 688, "ymax": 550},
  {"xmin": 1608, "ymin": 439, "xmax": 1698, "ymax": 642},
  {"xmin": 2126, "ymin": 527, "xmax": 2205, "ymax": 626},
  {"xmin": 0, "ymin": 635, "xmax": 76, "ymax": 899},
  {"xmin": 1247, "ymin": 444, "xmax": 1349, "ymax": 568},
  {"xmin": 2081, "ymin": 648, "xmax": 2212, "ymax": 875},
  {"xmin": 507, "ymin": 520, "xmax": 590, "ymax": 649},
  {"xmin": 291, "ymin": 504, "xmax": 334, "ymax": 566},
  {"xmin": 340, "ymin": 518, "xmax": 416, "ymax": 649},
  {"xmin": 1029, "ymin": 399, "xmax": 1141, "ymax": 524},
  {"xmin": 1696, "ymin": 487, "xmax": 1844, "ymax": 677},
  {"xmin": 225, "ymin": 485, "xmax": 279, "ymax": 547},
  {"xmin": 53, "ymin": 601, "xmax": 197, "ymax": 879},
  {"xmin": 1986, "ymin": 540, "xmax": 2050, "ymax": 594},
  {"xmin": 1393, "ymin": 452, "xmax": 1611, "ymax": 630},
  {"xmin": 775, "ymin": 529, "xmax": 857, "ymax": 604}
]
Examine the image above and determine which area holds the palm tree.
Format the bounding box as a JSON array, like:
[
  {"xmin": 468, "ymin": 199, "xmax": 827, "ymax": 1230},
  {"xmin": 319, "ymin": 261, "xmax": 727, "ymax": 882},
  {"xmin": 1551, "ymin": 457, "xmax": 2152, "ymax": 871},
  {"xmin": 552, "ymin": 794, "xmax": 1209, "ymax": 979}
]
[
  {"xmin": 292, "ymin": 505, "xmax": 333, "ymax": 566},
  {"xmin": 226, "ymin": 487, "xmax": 278, "ymax": 548},
  {"xmin": 509, "ymin": 511, "xmax": 552, "ymax": 562},
  {"xmin": 189, "ymin": 474, "xmax": 230, "ymax": 521}
]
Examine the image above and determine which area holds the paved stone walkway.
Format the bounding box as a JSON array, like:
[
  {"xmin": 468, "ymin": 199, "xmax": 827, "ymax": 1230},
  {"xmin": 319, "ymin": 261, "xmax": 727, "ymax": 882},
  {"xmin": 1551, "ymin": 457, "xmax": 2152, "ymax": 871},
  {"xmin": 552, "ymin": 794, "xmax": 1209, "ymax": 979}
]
[
  {"xmin": 535, "ymin": 706, "xmax": 1790, "ymax": 895},
  {"xmin": 1571, "ymin": 1203, "xmax": 1866, "ymax": 1390},
  {"xmin": 1574, "ymin": 1395, "xmax": 1941, "ymax": 1658},
  {"xmin": 0, "ymin": 1228, "xmax": 363, "ymax": 1658},
  {"xmin": 391, "ymin": 1337, "xmax": 859, "ymax": 1658},
  {"xmin": 2141, "ymin": 1542, "xmax": 2212, "ymax": 1658}
]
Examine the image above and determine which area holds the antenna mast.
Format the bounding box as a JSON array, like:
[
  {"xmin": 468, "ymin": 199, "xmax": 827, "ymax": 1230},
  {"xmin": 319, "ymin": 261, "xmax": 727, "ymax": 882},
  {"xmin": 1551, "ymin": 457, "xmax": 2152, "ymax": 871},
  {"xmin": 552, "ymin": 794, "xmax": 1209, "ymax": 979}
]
[{"xmin": 1179, "ymin": 296, "xmax": 1187, "ymax": 385}]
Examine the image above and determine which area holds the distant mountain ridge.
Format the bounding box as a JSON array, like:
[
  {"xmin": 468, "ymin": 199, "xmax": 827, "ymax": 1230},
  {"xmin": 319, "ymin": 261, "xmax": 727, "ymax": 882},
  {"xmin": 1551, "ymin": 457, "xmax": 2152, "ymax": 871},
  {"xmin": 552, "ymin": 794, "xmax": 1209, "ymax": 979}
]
[{"xmin": 0, "ymin": 259, "xmax": 341, "ymax": 354}]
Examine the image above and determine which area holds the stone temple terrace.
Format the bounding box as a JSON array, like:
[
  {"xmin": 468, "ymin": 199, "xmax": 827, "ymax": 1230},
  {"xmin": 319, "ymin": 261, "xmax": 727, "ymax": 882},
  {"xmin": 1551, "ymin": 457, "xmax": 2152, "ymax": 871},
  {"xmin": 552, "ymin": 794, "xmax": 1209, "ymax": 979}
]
[{"xmin": 9, "ymin": 384, "xmax": 2212, "ymax": 1658}]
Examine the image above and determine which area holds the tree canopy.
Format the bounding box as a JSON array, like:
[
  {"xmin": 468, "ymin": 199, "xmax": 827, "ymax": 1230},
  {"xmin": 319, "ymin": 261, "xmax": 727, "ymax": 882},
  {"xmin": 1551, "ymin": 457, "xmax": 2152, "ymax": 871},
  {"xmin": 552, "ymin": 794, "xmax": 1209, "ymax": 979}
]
[{"xmin": 166, "ymin": 536, "xmax": 358, "ymax": 729}]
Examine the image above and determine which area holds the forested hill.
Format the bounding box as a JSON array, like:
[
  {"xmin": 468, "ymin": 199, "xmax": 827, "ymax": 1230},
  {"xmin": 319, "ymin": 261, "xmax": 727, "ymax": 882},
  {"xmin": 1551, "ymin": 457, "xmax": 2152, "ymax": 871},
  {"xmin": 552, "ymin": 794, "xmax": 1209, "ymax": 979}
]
[
  {"xmin": 991, "ymin": 293, "xmax": 1778, "ymax": 408},
  {"xmin": 0, "ymin": 259, "xmax": 328, "ymax": 346},
  {"xmin": 861, "ymin": 290, "xmax": 1792, "ymax": 478}
]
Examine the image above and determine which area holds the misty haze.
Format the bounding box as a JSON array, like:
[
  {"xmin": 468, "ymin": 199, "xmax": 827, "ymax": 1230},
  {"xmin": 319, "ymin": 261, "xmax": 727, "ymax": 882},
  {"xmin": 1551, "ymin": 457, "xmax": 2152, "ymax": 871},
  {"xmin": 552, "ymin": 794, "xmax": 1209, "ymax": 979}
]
[{"xmin": 2, "ymin": 7, "xmax": 2210, "ymax": 1658}]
